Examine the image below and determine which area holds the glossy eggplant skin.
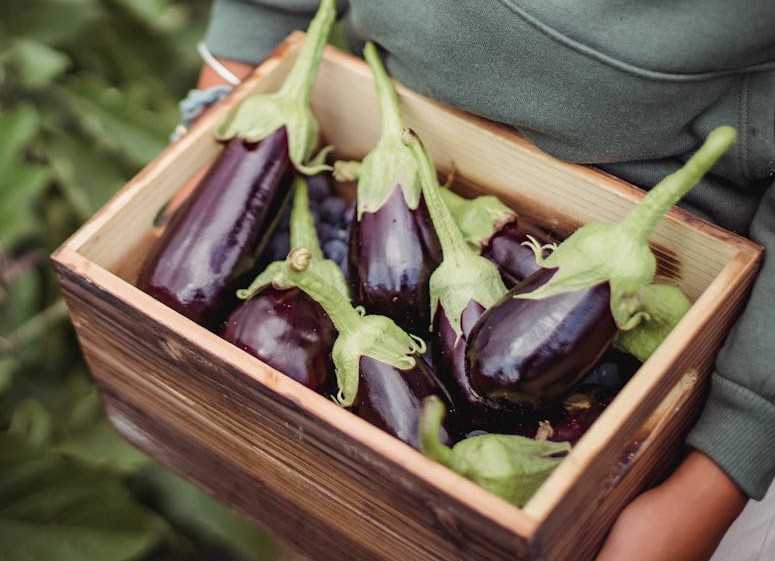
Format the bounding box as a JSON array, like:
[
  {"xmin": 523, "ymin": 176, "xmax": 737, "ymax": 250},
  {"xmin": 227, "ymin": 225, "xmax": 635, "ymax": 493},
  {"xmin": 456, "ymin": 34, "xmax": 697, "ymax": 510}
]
[
  {"xmin": 220, "ymin": 286, "xmax": 337, "ymax": 394},
  {"xmin": 348, "ymin": 186, "xmax": 442, "ymax": 335},
  {"xmin": 466, "ymin": 267, "xmax": 617, "ymax": 405},
  {"xmin": 353, "ymin": 354, "xmax": 454, "ymax": 449},
  {"xmin": 137, "ymin": 128, "xmax": 294, "ymax": 331},
  {"xmin": 431, "ymin": 299, "xmax": 535, "ymax": 436},
  {"xmin": 482, "ymin": 220, "xmax": 559, "ymax": 287}
]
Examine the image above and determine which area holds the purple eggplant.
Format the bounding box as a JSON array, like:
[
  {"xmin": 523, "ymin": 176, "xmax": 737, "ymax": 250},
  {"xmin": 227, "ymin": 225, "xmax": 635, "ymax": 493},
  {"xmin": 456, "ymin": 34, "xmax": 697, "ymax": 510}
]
[
  {"xmin": 534, "ymin": 384, "xmax": 617, "ymax": 445},
  {"xmin": 433, "ymin": 298, "xmax": 539, "ymax": 436},
  {"xmin": 354, "ymin": 354, "xmax": 452, "ymax": 449},
  {"xmin": 466, "ymin": 126, "xmax": 737, "ymax": 404},
  {"xmin": 467, "ymin": 268, "xmax": 617, "ymax": 404},
  {"xmin": 349, "ymin": 187, "xmax": 441, "ymax": 334},
  {"xmin": 243, "ymin": 246, "xmax": 455, "ymax": 449},
  {"xmin": 221, "ymin": 176, "xmax": 347, "ymax": 393},
  {"xmin": 221, "ymin": 286, "xmax": 337, "ymax": 392},
  {"xmin": 137, "ymin": 0, "xmax": 338, "ymax": 329},
  {"xmin": 137, "ymin": 130, "xmax": 293, "ymax": 330},
  {"xmin": 339, "ymin": 42, "xmax": 442, "ymax": 335},
  {"xmin": 439, "ymin": 187, "xmax": 561, "ymax": 286},
  {"xmin": 483, "ymin": 220, "xmax": 559, "ymax": 286}
]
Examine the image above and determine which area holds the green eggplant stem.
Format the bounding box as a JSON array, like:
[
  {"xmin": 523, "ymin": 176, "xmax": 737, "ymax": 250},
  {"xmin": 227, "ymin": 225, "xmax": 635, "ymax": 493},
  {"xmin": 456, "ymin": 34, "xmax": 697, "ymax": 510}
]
[
  {"xmin": 275, "ymin": 0, "xmax": 336, "ymax": 107},
  {"xmin": 275, "ymin": 249, "xmax": 363, "ymax": 338},
  {"xmin": 402, "ymin": 129, "xmax": 471, "ymax": 263},
  {"xmin": 623, "ymin": 125, "xmax": 737, "ymax": 241},
  {"xmin": 363, "ymin": 41, "xmax": 404, "ymax": 141},
  {"xmin": 213, "ymin": 0, "xmax": 336, "ymax": 172},
  {"xmin": 288, "ymin": 177, "xmax": 323, "ymax": 259},
  {"xmin": 418, "ymin": 396, "xmax": 454, "ymax": 465}
]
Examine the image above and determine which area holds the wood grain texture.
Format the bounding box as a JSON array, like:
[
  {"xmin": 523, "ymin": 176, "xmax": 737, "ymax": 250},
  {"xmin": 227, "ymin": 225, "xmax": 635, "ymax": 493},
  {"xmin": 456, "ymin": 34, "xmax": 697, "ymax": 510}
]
[
  {"xmin": 53, "ymin": 257, "xmax": 533, "ymax": 561},
  {"xmin": 51, "ymin": 32, "xmax": 764, "ymax": 561}
]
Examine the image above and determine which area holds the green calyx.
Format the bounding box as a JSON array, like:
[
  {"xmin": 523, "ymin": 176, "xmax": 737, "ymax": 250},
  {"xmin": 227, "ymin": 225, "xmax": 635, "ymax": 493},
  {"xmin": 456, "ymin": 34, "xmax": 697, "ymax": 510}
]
[
  {"xmin": 439, "ymin": 187, "xmax": 518, "ymax": 252},
  {"xmin": 613, "ymin": 283, "xmax": 692, "ymax": 361},
  {"xmin": 344, "ymin": 41, "xmax": 421, "ymax": 219},
  {"xmin": 214, "ymin": 0, "xmax": 336, "ymax": 174},
  {"xmin": 518, "ymin": 126, "xmax": 737, "ymax": 337},
  {"xmin": 419, "ymin": 396, "xmax": 570, "ymax": 507},
  {"xmin": 331, "ymin": 312, "xmax": 426, "ymax": 407},
  {"xmin": 402, "ymin": 128, "xmax": 508, "ymax": 338},
  {"xmin": 243, "ymin": 248, "xmax": 425, "ymax": 408}
]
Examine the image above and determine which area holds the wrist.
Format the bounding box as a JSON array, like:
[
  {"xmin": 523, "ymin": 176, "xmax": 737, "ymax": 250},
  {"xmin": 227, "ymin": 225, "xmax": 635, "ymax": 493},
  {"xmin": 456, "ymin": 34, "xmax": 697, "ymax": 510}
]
[{"xmin": 196, "ymin": 42, "xmax": 255, "ymax": 89}]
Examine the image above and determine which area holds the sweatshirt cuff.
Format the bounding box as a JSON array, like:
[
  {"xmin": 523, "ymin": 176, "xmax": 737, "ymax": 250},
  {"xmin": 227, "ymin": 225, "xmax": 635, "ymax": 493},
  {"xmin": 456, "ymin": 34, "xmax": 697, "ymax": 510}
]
[
  {"xmin": 687, "ymin": 373, "xmax": 775, "ymax": 500},
  {"xmin": 204, "ymin": 0, "xmax": 319, "ymax": 65}
]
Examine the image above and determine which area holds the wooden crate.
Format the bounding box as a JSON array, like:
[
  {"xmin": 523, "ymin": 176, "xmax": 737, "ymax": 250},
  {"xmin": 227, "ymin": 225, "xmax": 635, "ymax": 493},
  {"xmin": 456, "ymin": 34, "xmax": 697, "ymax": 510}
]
[{"xmin": 51, "ymin": 32, "xmax": 763, "ymax": 561}]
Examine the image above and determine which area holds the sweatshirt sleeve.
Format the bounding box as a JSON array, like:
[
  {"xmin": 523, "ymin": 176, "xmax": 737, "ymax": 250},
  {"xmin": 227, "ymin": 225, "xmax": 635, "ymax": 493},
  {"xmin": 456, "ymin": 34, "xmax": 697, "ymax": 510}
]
[
  {"xmin": 686, "ymin": 176, "xmax": 775, "ymax": 500},
  {"xmin": 203, "ymin": 0, "xmax": 324, "ymax": 65}
]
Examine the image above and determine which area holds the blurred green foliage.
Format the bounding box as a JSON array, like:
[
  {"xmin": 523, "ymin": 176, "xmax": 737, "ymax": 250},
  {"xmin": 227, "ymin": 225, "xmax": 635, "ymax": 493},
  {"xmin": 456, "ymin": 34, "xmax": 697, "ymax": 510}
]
[{"xmin": 0, "ymin": 1, "xmax": 280, "ymax": 560}]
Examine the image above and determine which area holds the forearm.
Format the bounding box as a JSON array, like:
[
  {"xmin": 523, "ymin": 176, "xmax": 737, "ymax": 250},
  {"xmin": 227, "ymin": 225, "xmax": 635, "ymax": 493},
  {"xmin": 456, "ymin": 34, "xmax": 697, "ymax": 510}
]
[{"xmin": 596, "ymin": 449, "xmax": 747, "ymax": 561}]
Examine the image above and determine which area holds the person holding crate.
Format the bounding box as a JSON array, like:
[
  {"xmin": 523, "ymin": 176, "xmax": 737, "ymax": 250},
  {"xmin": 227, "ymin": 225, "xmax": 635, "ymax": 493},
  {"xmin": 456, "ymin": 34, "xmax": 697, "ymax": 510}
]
[{"xmin": 184, "ymin": 2, "xmax": 775, "ymax": 560}]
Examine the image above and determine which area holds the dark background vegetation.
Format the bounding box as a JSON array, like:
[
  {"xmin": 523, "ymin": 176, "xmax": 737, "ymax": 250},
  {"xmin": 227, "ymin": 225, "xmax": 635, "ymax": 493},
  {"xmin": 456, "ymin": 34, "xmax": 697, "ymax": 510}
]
[{"xmin": 1, "ymin": 1, "xmax": 281, "ymax": 559}]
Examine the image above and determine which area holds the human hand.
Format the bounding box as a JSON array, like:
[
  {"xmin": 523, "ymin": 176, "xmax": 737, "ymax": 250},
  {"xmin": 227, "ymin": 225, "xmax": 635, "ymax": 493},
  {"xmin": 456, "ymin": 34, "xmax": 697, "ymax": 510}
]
[{"xmin": 595, "ymin": 449, "xmax": 747, "ymax": 561}]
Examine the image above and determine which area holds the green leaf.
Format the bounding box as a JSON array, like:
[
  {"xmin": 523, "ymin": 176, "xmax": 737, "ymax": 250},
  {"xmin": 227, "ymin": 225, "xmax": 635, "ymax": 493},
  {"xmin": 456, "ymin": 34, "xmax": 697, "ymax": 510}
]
[
  {"xmin": 143, "ymin": 465, "xmax": 279, "ymax": 561},
  {"xmin": 55, "ymin": 419, "xmax": 151, "ymax": 475},
  {"xmin": 0, "ymin": 0, "xmax": 101, "ymax": 45},
  {"xmin": 46, "ymin": 129, "xmax": 130, "ymax": 219},
  {"xmin": 8, "ymin": 398, "xmax": 53, "ymax": 448},
  {"xmin": 0, "ymin": 165, "xmax": 50, "ymax": 243},
  {"xmin": 8, "ymin": 38, "xmax": 70, "ymax": 88},
  {"xmin": 114, "ymin": 0, "xmax": 176, "ymax": 29},
  {"xmin": 0, "ymin": 356, "xmax": 17, "ymax": 395},
  {"xmin": 0, "ymin": 103, "xmax": 41, "ymax": 170},
  {"xmin": 0, "ymin": 436, "xmax": 170, "ymax": 561},
  {"xmin": 2, "ymin": 262, "xmax": 44, "ymax": 337},
  {"xmin": 57, "ymin": 74, "xmax": 173, "ymax": 167},
  {"xmin": 0, "ymin": 105, "xmax": 51, "ymax": 245}
]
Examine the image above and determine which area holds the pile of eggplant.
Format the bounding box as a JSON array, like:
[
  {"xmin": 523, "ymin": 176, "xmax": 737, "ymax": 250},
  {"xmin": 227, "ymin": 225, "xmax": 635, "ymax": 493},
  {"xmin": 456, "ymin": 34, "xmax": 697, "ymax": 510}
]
[{"xmin": 136, "ymin": 0, "xmax": 737, "ymax": 507}]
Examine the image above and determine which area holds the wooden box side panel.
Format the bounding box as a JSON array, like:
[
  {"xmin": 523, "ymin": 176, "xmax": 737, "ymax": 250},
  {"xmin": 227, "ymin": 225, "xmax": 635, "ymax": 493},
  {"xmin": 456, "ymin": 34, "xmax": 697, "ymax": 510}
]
[{"xmin": 53, "ymin": 255, "xmax": 537, "ymax": 561}]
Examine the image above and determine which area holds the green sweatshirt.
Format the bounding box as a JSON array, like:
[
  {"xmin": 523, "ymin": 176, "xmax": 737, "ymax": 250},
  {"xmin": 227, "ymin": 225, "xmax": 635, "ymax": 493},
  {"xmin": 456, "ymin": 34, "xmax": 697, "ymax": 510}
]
[{"xmin": 204, "ymin": 0, "xmax": 775, "ymax": 500}]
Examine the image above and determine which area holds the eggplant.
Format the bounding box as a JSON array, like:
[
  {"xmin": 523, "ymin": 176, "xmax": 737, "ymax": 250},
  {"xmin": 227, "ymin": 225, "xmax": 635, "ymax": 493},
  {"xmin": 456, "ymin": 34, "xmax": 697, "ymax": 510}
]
[
  {"xmin": 439, "ymin": 187, "xmax": 561, "ymax": 286},
  {"xmin": 137, "ymin": 0, "xmax": 338, "ymax": 329},
  {"xmin": 466, "ymin": 126, "xmax": 737, "ymax": 404},
  {"xmin": 349, "ymin": 187, "xmax": 441, "ymax": 334},
  {"xmin": 221, "ymin": 286, "xmax": 337, "ymax": 392},
  {"xmin": 534, "ymin": 384, "xmax": 617, "ymax": 445},
  {"xmin": 241, "ymin": 246, "xmax": 455, "ymax": 449},
  {"xmin": 483, "ymin": 220, "xmax": 558, "ymax": 286},
  {"xmin": 137, "ymin": 130, "xmax": 293, "ymax": 330},
  {"xmin": 354, "ymin": 354, "xmax": 452, "ymax": 449},
  {"xmin": 418, "ymin": 395, "xmax": 571, "ymax": 507},
  {"xmin": 221, "ymin": 176, "xmax": 347, "ymax": 393},
  {"xmin": 400, "ymin": 128, "xmax": 509, "ymax": 420},
  {"xmin": 467, "ymin": 267, "xmax": 617, "ymax": 404},
  {"xmin": 340, "ymin": 42, "xmax": 442, "ymax": 334}
]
